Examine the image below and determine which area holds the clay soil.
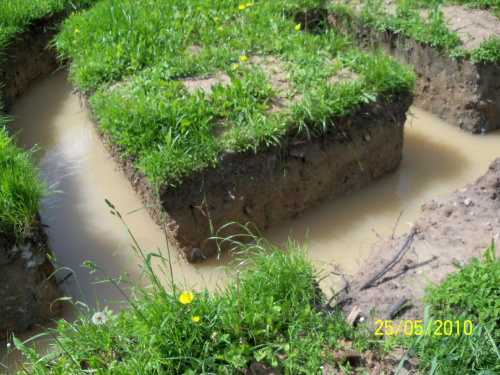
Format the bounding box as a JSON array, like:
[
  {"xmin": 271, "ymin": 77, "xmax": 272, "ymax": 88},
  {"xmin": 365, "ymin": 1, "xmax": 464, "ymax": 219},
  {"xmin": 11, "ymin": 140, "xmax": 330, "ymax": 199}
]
[
  {"xmin": 88, "ymin": 53, "xmax": 411, "ymax": 262},
  {"xmin": 0, "ymin": 219, "xmax": 62, "ymax": 340}
]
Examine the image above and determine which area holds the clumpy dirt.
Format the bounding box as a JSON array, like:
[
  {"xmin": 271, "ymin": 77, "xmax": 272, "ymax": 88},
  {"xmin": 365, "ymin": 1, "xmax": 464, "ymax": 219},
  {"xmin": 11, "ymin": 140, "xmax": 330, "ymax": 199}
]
[
  {"xmin": 335, "ymin": 157, "xmax": 500, "ymax": 350},
  {"xmin": 0, "ymin": 218, "xmax": 62, "ymax": 340},
  {"xmin": 87, "ymin": 90, "xmax": 412, "ymax": 262},
  {"xmin": 0, "ymin": 11, "xmax": 66, "ymax": 112},
  {"xmin": 327, "ymin": 4, "xmax": 500, "ymax": 133}
]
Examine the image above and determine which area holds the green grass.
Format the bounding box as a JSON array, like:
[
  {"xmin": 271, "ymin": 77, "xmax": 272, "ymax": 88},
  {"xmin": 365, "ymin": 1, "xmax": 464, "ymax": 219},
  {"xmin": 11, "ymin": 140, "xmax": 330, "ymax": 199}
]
[
  {"xmin": 8, "ymin": 206, "xmax": 499, "ymax": 374},
  {"xmin": 0, "ymin": 0, "xmax": 96, "ymax": 53},
  {"xmin": 7, "ymin": 208, "xmax": 376, "ymax": 374},
  {"xmin": 401, "ymin": 240, "xmax": 500, "ymax": 374},
  {"xmin": 0, "ymin": 120, "xmax": 48, "ymax": 234},
  {"xmin": 329, "ymin": 0, "xmax": 500, "ymax": 64},
  {"xmin": 53, "ymin": 0, "xmax": 414, "ymax": 186}
]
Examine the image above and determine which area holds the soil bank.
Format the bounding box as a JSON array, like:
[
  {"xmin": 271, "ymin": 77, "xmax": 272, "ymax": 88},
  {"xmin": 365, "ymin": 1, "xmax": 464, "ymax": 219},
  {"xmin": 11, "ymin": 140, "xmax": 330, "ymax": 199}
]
[
  {"xmin": 326, "ymin": 5, "xmax": 500, "ymax": 133},
  {"xmin": 86, "ymin": 91, "xmax": 412, "ymax": 262},
  {"xmin": 0, "ymin": 220, "xmax": 62, "ymax": 341},
  {"xmin": 0, "ymin": 12, "xmax": 66, "ymax": 113}
]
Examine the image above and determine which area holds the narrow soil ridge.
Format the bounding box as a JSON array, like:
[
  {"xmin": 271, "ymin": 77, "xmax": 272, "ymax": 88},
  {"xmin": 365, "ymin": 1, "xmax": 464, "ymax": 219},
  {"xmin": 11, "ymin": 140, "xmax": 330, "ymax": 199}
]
[
  {"xmin": 339, "ymin": 157, "xmax": 500, "ymax": 325},
  {"xmin": 325, "ymin": 7, "xmax": 500, "ymax": 133},
  {"xmin": 83, "ymin": 92, "xmax": 411, "ymax": 262},
  {"xmin": 0, "ymin": 14, "xmax": 65, "ymax": 339}
]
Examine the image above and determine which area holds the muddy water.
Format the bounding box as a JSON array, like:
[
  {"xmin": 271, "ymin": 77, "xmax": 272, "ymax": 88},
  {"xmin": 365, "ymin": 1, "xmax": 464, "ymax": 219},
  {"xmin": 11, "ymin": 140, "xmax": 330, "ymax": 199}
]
[{"xmin": 1, "ymin": 70, "xmax": 500, "ymax": 369}]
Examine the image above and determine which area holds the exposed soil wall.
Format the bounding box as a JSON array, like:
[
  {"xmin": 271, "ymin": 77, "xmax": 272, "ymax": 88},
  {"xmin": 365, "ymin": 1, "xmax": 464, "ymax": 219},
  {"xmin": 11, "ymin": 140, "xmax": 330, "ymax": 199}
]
[
  {"xmin": 327, "ymin": 13, "xmax": 500, "ymax": 133},
  {"xmin": 0, "ymin": 220, "xmax": 62, "ymax": 340},
  {"xmin": 87, "ymin": 93, "xmax": 412, "ymax": 262},
  {"xmin": 0, "ymin": 12, "xmax": 65, "ymax": 112}
]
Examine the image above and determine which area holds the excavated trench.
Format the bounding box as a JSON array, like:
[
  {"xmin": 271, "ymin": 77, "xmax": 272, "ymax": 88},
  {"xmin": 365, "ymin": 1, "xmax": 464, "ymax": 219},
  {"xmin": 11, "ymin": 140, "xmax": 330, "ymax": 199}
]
[
  {"xmin": 1, "ymin": 5, "xmax": 499, "ymax": 350},
  {"xmin": 0, "ymin": 10, "xmax": 410, "ymax": 338}
]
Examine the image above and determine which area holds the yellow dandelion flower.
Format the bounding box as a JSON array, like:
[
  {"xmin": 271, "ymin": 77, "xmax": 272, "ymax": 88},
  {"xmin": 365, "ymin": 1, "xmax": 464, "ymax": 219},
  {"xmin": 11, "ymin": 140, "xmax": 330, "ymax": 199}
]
[
  {"xmin": 233, "ymin": 64, "xmax": 239, "ymax": 69},
  {"xmin": 214, "ymin": 17, "xmax": 219, "ymax": 21},
  {"xmin": 218, "ymin": 26, "xmax": 223, "ymax": 30},
  {"xmin": 179, "ymin": 291, "xmax": 194, "ymax": 304},
  {"xmin": 192, "ymin": 316, "xmax": 200, "ymax": 323},
  {"xmin": 75, "ymin": 29, "xmax": 79, "ymax": 33},
  {"xmin": 240, "ymin": 55, "xmax": 247, "ymax": 61},
  {"xmin": 246, "ymin": 2, "xmax": 252, "ymax": 6},
  {"xmin": 197, "ymin": 6, "xmax": 200, "ymax": 10},
  {"xmin": 238, "ymin": 5, "xmax": 245, "ymax": 9},
  {"xmin": 295, "ymin": 24, "xmax": 300, "ymax": 30}
]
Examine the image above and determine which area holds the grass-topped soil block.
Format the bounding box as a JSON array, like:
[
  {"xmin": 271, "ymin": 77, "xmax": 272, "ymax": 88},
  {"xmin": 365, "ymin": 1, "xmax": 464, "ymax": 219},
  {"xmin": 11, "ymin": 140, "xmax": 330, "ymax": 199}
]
[
  {"xmin": 56, "ymin": 0, "xmax": 414, "ymax": 261},
  {"xmin": 328, "ymin": 0, "xmax": 500, "ymax": 133}
]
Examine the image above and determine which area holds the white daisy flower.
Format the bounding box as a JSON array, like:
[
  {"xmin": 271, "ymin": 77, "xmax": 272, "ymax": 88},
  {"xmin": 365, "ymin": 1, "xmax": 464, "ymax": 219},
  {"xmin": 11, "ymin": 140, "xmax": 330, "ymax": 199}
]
[{"xmin": 92, "ymin": 311, "xmax": 107, "ymax": 325}]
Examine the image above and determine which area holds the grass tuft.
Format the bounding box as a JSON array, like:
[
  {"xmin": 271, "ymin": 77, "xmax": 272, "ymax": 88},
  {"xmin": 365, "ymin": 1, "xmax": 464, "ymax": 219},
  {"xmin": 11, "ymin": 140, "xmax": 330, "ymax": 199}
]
[{"xmin": 0, "ymin": 121, "xmax": 48, "ymax": 235}]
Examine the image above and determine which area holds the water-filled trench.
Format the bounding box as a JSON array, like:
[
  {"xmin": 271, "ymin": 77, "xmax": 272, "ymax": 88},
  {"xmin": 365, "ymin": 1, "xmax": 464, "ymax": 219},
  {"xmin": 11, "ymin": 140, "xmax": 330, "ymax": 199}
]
[{"xmin": 1, "ymin": 69, "xmax": 500, "ymax": 369}]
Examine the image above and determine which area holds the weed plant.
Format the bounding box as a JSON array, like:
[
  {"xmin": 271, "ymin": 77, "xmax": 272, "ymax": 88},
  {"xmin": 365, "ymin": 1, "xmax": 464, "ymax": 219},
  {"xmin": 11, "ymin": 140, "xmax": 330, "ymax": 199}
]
[
  {"xmin": 403, "ymin": 240, "xmax": 500, "ymax": 374},
  {"xmin": 0, "ymin": 121, "xmax": 48, "ymax": 235},
  {"xmin": 8, "ymin": 205, "xmax": 370, "ymax": 374},
  {"xmin": 54, "ymin": 0, "xmax": 414, "ymax": 185}
]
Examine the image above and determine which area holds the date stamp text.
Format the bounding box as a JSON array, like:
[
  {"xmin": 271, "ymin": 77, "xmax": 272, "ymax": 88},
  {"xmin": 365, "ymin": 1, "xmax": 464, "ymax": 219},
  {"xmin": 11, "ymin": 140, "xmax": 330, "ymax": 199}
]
[{"xmin": 374, "ymin": 320, "xmax": 473, "ymax": 336}]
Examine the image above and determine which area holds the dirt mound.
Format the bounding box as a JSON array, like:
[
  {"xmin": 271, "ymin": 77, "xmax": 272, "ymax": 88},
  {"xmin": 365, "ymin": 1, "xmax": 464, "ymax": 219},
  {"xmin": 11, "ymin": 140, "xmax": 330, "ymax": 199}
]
[{"xmin": 338, "ymin": 157, "xmax": 500, "ymax": 325}]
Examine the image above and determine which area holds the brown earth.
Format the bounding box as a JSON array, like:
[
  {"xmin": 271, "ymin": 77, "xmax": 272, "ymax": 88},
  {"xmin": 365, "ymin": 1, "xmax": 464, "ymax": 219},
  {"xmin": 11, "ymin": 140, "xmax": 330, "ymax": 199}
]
[
  {"xmin": 88, "ymin": 53, "xmax": 408, "ymax": 263},
  {"xmin": 327, "ymin": 4, "xmax": 500, "ymax": 133},
  {"xmin": 0, "ymin": 12, "xmax": 67, "ymax": 113},
  {"xmin": 320, "ymin": 158, "xmax": 500, "ymax": 373},
  {"xmin": 0, "ymin": 219, "xmax": 62, "ymax": 341}
]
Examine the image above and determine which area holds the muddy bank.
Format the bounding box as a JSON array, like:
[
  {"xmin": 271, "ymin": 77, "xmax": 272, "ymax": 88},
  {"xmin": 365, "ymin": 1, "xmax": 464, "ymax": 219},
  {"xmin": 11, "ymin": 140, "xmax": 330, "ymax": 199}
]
[
  {"xmin": 327, "ymin": 9, "xmax": 500, "ymax": 133},
  {"xmin": 86, "ymin": 92, "xmax": 412, "ymax": 262},
  {"xmin": 0, "ymin": 12, "xmax": 66, "ymax": 112},
  {"xmin": 0, "ymin": 14, "xmax": 68, "ymax": 339},
  {"xmin": 0, "ymin": 219, "xmax": 62, "ymax": 340},
  {"xmin": 339, "ymin": 157, "xmax": 500, "ymax": 324}
]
